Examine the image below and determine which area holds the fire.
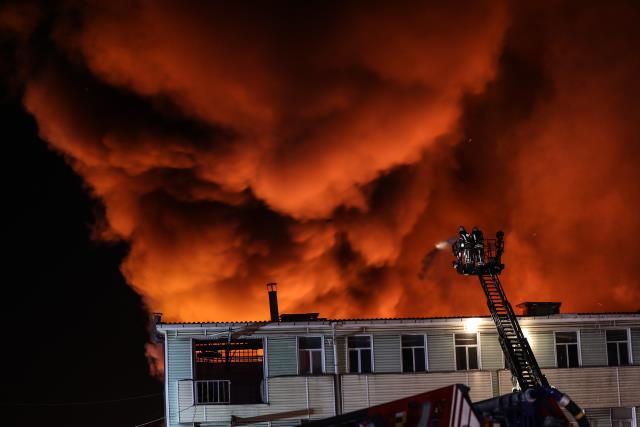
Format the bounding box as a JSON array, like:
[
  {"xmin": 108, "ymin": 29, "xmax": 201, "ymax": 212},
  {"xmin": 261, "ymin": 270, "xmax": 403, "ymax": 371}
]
[{"xmin": 1, "ymin": 1, "xmax": 639, "ymax": 322}]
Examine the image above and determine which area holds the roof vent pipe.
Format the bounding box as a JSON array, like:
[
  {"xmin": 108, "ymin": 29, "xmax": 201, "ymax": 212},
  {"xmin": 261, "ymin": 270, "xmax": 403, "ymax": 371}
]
[{"xmin": 267, "ymin": 282, "xmax": 279, "ymax": 322}]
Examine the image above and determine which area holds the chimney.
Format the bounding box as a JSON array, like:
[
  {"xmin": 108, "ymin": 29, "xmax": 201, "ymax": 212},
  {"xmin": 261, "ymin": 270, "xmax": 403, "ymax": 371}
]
[
  {"xmin": 152, "ymin": 312, "xmax": 163, "ymax": 325},
  {"xmin": 267, "ymin": 282, "xmax": 279, "ymax": 322}
]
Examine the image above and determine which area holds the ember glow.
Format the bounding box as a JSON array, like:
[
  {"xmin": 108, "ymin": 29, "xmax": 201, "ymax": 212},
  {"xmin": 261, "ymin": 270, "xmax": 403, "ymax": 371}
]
[{"xmin": 2, "ymin": 1, "xmax": 639, "ymax": 321}]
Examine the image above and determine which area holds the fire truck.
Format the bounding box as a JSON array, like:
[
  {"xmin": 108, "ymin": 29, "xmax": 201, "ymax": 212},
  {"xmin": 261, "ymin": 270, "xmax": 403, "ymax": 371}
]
[{"xmin": 298, "ymin": 227, "xmax": 589, "ymax": 427}]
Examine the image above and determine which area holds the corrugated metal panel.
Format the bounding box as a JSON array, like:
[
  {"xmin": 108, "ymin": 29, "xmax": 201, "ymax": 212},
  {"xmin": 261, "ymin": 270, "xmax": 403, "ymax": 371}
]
[
  {"xmin": 631, "ymin": 328, "xmax": 640, "ymax": 365},
  {"xmin": 267, "ymin": 376, "xmax": 307, "ymax": 408},
  {"xmin": 544, "ymin": 367, "xmax": 621, "ymax": 408},
  {"xmin": 480, "ymin": 333, "xmax": 503, "ymax": 370},
  {"xmin": 618, "ymin": 365, "xmax": 640, "ymax": 407},
  {"xmin": 373, "ymin": 335, "xmax": 401, "ymax": 373},
  {"xmin": 324, "ymin": 337, "xmax": 335, "ymax": 374},
  {"xmin": 581, "ymin": 329, "xmax": 607, "ymax": 367},
  {"xmin": 529, "ymin": 331, "xmax": 555, "ymax": 368},
  {"xmin": 498, "ymin": 366, "xmax": 640, "ymax": 407},
  {"xmin": 267, "ymin": 337, "xmax": 297, "ymax": 377},
  {"xmin": 498, "ymin": 370, "xmax": 515, "ymax": 395},
  {"xmin": 428, "ymin": 333, "xmax": 454, "ymax": 372},
  {"xmin": 335, "ymin": 337, "xmax": 347, "ymax": 374},
  {"xmin": 307, "ymin": 376, "xmax": 336, "ymax": 420},
  {"xmin": 341, "ymin": 371, "xmax": 493, "ymax": 413},
  {"xmin": 585, "ymin": 408, "xmax": 611, "ymax": 427},
  {"xmin": 179, "ymin": 376, "xmax": 334, "ymax": 425},
  {"xmin": 465, "ymin": 371, "xmax": 494, "ymax": 402},
  {"xmin": 367, "ymin": 373, "xmax": 470, "ymax": 406},
  {"xmin": 167, "ymin": 335, "xmax": 193, "ymax": 427},
  {"xmin": 341, "ymin": 375, "xmax": 369, "ymax": 413}
]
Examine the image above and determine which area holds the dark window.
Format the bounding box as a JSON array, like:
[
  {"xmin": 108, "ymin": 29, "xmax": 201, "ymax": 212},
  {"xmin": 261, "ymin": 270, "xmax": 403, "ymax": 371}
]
[
  {"xmin": 401, "ymin": 335, "xmax": 427, "ymax": 372},
  {"xmin": 555, "ymin": 332, "xmax": 579, "ymax": 368},
  {"xmin": 455, "ymin": 333, "xmax": 479, "ymax": 370},
  {"xmin": 298, "ymin": 337, "xmax": 323, "ymax": 375},
  {"xmin": 611, "ymin": 407, "xmax": 633, "ymax": 427},
  {"xmin": 348, "ymin": 336, "xmax": 372, "ymax": 373},
  {"xmin": 606, "ymin": 330, "xmax": 629, "ymax": 367},
  {"xmin": 193, "ymin": 338, "xmax": 264, "ymax": 404}
]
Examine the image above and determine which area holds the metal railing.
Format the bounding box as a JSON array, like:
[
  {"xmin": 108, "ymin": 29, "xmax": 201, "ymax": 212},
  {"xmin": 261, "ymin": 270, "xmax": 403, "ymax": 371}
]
[{"xmin": 195, "ymin": 380, "xmax": 231, "ymax": 404}]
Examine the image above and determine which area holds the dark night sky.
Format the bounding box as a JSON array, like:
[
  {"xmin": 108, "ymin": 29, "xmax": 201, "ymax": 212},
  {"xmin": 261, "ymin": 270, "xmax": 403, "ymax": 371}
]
[{"xmin": 1, "ymin": 98, "xmax": 163, "ymax": 424}]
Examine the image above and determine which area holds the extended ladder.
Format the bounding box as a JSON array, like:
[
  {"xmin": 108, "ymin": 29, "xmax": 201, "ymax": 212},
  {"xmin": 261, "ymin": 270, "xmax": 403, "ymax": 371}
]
[{"xmin": 478, "ymin": 272, "xmax": 548, "ymax": 391}]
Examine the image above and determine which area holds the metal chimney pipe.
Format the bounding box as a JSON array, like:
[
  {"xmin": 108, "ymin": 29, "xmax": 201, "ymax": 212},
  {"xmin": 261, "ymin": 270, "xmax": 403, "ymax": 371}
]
[{"xmin": 267, "ymin": 282, "xmax": 279, "ymax": 322}]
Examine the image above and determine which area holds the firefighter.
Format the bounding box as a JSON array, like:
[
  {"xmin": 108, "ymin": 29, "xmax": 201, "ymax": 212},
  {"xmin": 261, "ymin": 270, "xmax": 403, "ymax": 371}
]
[
  {"xmin": 495, "ymin": 230, "xmax": 505, "ymax": 263},
  {"xmin": 458, "ymin": 226, "xmax": 472, "ymax": 273},
  {"xmin": 471, "ymin": 227, "xmax": 484, "ymax": 267}
]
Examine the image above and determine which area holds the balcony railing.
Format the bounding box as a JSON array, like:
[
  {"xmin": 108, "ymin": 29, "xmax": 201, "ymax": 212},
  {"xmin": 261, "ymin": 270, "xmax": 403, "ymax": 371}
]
[{"xmin": 195, "ymin": 380, "xmax": 231, "ymax": 404}]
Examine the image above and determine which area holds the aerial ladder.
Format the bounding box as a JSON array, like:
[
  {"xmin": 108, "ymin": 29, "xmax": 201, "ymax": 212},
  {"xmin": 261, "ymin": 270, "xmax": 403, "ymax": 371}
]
[
  {"xmin": 453, "ymin": 227, "xmax": 589, "ymax": 426},
  {"xmin": 295, "ymin": 229, "xmax": 592, "ymax": 427}
]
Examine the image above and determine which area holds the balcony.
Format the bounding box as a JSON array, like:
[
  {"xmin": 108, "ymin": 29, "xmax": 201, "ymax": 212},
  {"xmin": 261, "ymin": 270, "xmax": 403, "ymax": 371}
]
[
  {"xmin": 195, "ymin": 380, "xmax": 231, "ymax": 405},
  {"xmin": 177, "ymin": 376, "xmax": 335, "ymax": 424}
]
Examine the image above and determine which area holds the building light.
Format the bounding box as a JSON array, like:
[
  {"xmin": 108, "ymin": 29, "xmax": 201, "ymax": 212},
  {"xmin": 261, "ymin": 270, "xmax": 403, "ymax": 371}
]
[
  {"xmin": 522, "ymin": 328, "xmax": 531, "ymax": 343},
  {"xmin": 464, "ymin": 318, "xmax": 481, "ymax": 333}
]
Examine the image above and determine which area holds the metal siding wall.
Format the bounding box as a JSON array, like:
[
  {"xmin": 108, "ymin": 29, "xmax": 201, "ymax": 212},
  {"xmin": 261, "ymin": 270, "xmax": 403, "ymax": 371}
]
[
  {"xmin": 324, "ymin": 337, "xmax": 335, "ymax": 374},
  {"xmin": 480, "ymin": 333, "xmax": 503, "ymax": 370},
  {"xmin": 428, "ymin": 333, "xmax": 454, "ymax": 372},
  {"xmin": 498, "ymin": 370, "xmax": 514, "ymax": 395},
  {"xmin": 373, "ymin": 335, "xmax": 401, "ymax": 373},
  {"xmin": 490, "ymin": 371, "xmax": 499, "ymax": 397},
  {"xmin": 341, "ymin": 375, "xmax": 369, "ymax": 413},
  {"xmin": 267, "ymin": 337, "xmax": 297, "ymax": 377},
  {"xmin": 167, "ymin": 334, "xmax": 193, "ymax": 427},
  {"xmin": 585, "ymin": 408, "xmax": 612, "ymax": 427},
  {"xmin": 335, "ymin": 337, "xmax": 347, "ymax": 373},
  {"xmin": 341, "ymin": 371, "xmax": 493, "ymax": 412},
  {"xmin": 307, "ymin": 376, "xmax": 336, "ymax": 420},
  {"xmin": 499, "ymin": 366, "xmax": 640, "ymax": 408},
  {"xmin": 529, "ymin": 331, "xmax": 556, "ymax": 368},
  {"xmin": 618, "ymin": 365, "xmax": 640, "ymax": 407},
  {"xmin": 581, "ymin": 329, "xmax": 607, "ymax": 367},
  {"xmin": 544, "ymin": 367, "xmax": 632, "ymax": 408},
  {"xmin": 178, "ymin": 376, "xmax": 334, "ymax": 425},
  {"xmin": 631, "ymin": 328, "xmax": 640, "ymax": 365}
]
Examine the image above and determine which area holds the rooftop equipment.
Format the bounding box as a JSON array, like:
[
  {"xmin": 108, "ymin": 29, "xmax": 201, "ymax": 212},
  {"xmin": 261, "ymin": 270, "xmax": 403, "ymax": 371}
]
[{"xmin": 516, "ymin": 301, "xmax": 562, "ymax": 316}]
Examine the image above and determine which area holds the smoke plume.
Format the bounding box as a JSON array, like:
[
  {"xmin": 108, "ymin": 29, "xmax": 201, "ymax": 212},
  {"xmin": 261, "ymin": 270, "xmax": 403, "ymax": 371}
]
[{"xmin": 2, "ymin": 0, "xmax": 639, "ymax": 321}]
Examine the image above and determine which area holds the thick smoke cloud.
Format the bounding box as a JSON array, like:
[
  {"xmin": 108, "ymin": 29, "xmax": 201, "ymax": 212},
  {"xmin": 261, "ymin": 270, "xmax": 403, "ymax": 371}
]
[{"xmin": 2, "ymin": 0, "xmax": 638, "ymax": 322}]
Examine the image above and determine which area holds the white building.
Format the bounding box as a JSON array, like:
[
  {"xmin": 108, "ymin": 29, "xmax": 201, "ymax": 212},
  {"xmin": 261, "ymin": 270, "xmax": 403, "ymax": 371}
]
[{"xmin": 157, "ymin": 310, "xmax": 640, "ymax": 427}]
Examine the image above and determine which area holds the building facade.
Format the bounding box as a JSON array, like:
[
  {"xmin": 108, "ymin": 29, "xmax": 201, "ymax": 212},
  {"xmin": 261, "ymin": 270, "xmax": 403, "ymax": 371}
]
[{"xmin": 157, "ymin": 313, "xmax": 640, "ymax": 427}]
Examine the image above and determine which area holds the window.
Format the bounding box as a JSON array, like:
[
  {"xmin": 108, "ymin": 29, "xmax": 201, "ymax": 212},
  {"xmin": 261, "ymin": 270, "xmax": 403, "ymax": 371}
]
[
  {"xmin": 402, "ymin": 335, "xmax": 427, "ymax": 372},
  {"xmin": 606, "ymin": 330, "xmax": 630, "ymax": 367},
  {"xmin": 298, "ymin": 337, "xmax": 323, "ymax": 375},
  {"xmin": 348, "ymin": 336, "xmax": 372, "ymax": 373},
  {"xmin": 455, "ymin": 333, "xmax": 479, "ymax": 370},
  {"xmin": 193, "ymin": 338, "xmax": 264, "ymax": 404},
  {"xmin": 555, "ymin": 332, "xmax": 579, "ymax": 368},
  {"xmin": 611, "ymin": 407, "xmax": 634, "ymax": 427}
]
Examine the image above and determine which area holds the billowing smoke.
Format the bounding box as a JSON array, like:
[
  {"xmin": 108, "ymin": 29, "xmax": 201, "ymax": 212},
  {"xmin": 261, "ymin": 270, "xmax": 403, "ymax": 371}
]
[{"xmin": 2, "ymin": 1, "xmax": 639, "ymax": 323}]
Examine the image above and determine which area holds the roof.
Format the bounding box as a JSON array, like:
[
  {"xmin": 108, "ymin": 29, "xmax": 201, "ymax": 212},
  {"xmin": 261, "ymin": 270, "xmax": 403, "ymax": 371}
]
[{"xmin": 156, "ymin": 311, "xmax": 640, "ymax": 327}]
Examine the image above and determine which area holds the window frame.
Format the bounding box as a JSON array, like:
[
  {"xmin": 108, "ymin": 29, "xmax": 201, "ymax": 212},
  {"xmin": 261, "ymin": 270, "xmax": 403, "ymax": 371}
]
[
  {"xmin": 346, "ymin": 334, "xmax": 374, "ymax": 374},
  {"xmin": 400, "ymin": 334, "xmax": 428, "ymax": 373},
  {"xmin": 553, "ymin": 330, "xmax": 582, "ymax": 368},
  {"xmin": 610, "ymin": 407, "xmax": 635, "ymax": 427},
  {"xmin": 297, "ymin": 336, "xmax": 325, "ymax": 375},
  {"xmin": 606, "ymin": 328, "xmax": 632, "ymax": 367},
  {"xmin": 454, "ymin": 332, "xmax": 481, "ymax": 371}
]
